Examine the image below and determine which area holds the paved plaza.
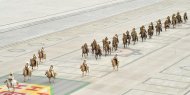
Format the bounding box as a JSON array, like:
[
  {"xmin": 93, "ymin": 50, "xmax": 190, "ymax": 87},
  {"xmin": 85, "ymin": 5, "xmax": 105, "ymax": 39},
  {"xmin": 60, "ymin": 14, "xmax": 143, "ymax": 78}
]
[{"xmin": 0, "ymin": 0, "xmax": 190, "ymax": 95}]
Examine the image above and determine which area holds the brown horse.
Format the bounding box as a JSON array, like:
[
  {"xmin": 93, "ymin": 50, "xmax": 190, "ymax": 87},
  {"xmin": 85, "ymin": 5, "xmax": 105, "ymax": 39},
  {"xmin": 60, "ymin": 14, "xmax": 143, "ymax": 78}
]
[
  {"xmin": 139, "ymin": 26, "xmax": 147, "ymax": 42},
  {"xmin": 23, "ymin": 68, "xmax": 32, "ymax": 82},
  {"xmin": 176, "ymin": 12, "xmax": 183, "ymax": 23},
  {"xmin": 148, "ymin": 25, "xmax": 154, "ymax": 39},
  {"xmin": 95, "ymin": 44, "xmax": 102, "ymax": 60},
  {"xmin": 30, "ymin": 58, "xmax": 38, "ymax": 70},
  {"xmin": 167, "ymin": 16, "xmax": 171, "ymax": 25},
  {"xmin": 122, "ymin": 33, "xmax": 127, "ymax": 48},
  {"xmin": 172, "ymin": 14, "xmax": 177, "ymax": 28},
  {"xmin": 104, "ymin": 41, "xmax": 111, "ymax": 56},
  {"xmin": 45, "ymin": 70, "xmax": 56, "ymax": 83},
  {"xmin": 131, "ymin": 29, "xmax": 138, "ymax": 45},
  {"xmin": 111, "ymin": 58, "xmax": 119, "ymax": 71},
  {"xmin": 80, "ymin": 64, "xmax": 89, "ymax": 77},
  {"xmin": 81, "ymin": 44, "xmax": 89, "ymax": 58},
  {"xmin": 91, "ymin": 43, "xmax": 96, "ymax": 54},
  {"xmin": 164, "ymin": 19, "xmax": 170, "ymax": 31},
  {"xmin": 102, "ymin": 37, "xmax": 108, "ymax": 52},
  {"xmin": 155, "ymin": 22, "xmax": 162, "ymax": 35},
  {"xmin": 38, "ymin": 50, "xmax": 46, "ymax": 63},
  {"xmin": 91, "ymin": 40, "xmax": 97, "ymax": 54},
  {"xmin": 112, "ymin": 36, "xmax": 119, "ymax": 51},
  {"xmin": 184, "ymin": 12, "xmax": 188, "ymax": 22},
  {"xmin": 126, "ymin": 34, "xmax": 131, "ymax": 45}
]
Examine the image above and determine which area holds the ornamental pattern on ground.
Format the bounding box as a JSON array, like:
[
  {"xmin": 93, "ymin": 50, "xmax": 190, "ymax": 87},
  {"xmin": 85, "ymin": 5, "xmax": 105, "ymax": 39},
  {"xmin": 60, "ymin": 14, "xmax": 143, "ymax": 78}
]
[{"xmin": 0, "ymin": 83, "xmax": 52, "ymax": 95}]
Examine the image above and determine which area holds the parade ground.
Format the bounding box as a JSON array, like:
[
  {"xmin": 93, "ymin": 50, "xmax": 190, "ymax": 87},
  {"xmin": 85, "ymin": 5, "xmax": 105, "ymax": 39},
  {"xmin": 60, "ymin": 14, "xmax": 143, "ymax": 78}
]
[{"xmin": 0, "ymin": 0, "xmax": 190, "ymax": 95}]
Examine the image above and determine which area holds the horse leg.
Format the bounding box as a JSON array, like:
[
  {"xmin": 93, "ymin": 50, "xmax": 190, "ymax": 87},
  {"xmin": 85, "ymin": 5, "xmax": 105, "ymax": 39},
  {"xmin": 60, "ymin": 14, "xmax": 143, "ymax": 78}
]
[
  {"xmin": 84, "ymin": 54, "xmax": 87, "ymax": 59},
  {"xmin": 12, "ymin": 87, "xmax": 15, "ymax": 92},
  {"xmin": 24, "ymin": 76, "xmax": 26, "ymax": 82},
  {"xmin": 85, "ymin": 71, "xmax": 87, "ymax": 76},
  {"xmin": 7, "ymin": 85, "xmax": 10, "ymax": 92},
  {"xmin": 82, "ymin": 72, "xmax": 84, "ymax": 77},
  {"xmin": 53, "ymin": 77, "xmax": 55, "ymax": 83},
  {"xmin": 49, "ymin": 78, "xmax": 51, "ymax": 83}
]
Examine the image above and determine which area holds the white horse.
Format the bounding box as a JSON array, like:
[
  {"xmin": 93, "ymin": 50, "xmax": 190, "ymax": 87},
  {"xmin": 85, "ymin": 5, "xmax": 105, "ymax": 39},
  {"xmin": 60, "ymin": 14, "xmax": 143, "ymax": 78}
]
[{"xmin": 4, "ymin": 79, "xmax": 19, "ymax": 92}]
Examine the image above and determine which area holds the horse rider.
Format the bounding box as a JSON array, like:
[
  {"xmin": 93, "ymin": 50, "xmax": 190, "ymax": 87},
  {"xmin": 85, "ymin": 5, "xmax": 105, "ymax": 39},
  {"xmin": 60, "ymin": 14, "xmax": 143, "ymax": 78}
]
[
  {"xmin": 41, "ymin": 47, "xmax": 44, "ymax": 53},
  {"xmin": 24, "ymin": 62, "xmax": 30, "ymax": 75},
  {"xmin": 49, "ymin": 65, "xmax": 55, "ymax": 77},
  {"xmin": 131, "ymin": 28, "xmax": 137, "ymax": 36},
  {"xmin": 33, "ymin": 54, "xmax": 37, "ymax": 60},
  {"xmin": 113, "ymin": 54, "xmax": 119, "ymax": 65},
  {"xmin": 105, "ymin": 37, "xmax": 108, "ymax": 41},
  {"xmin": 93, "ymin": 39, "xmax": 97, "ymax": 46}
]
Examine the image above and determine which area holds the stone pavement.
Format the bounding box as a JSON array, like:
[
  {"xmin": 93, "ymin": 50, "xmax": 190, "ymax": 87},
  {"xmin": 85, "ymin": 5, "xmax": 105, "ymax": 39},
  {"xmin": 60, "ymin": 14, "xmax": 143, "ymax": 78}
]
[
  {"xmin": 0, "ymin": 0, "xmax": 190, "ymax": 95},
  {"xmin": 0, "ymin": 0, "xmax": 162, "ymax": 47}
]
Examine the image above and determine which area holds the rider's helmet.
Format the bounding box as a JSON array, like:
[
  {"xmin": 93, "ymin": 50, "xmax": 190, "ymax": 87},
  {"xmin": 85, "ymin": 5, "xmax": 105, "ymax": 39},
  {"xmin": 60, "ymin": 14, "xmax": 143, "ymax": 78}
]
[
  {"xmin": 177, "ymin": 12, "xmax": 179, "ymax": 15},
  {"xmin": 50, "ymin": 65, "xmax": 53, "ymax": 68},
  {"xmin": 26, "ymin": 62, "xmax": 29, "ymax": 66}
]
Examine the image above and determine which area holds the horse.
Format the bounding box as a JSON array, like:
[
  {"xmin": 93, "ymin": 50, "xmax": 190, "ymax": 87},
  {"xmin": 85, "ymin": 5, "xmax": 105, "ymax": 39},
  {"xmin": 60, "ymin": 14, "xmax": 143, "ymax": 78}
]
[
  {"xmin": 38, "ymin": 50, "xmax": 46, "ymax": 63},
  {"xmin": 23, "ymin": 68, "xmax": 32, "ymax": 82},
  {"xmin": 122, "ymin": 33, "xmax": 127, "ymax": 48},
  {"xmin": 172, "ymin": 14, "xmax": 177, "ymax": 28},
  {"xmin": 139, "ymin": 26, "xmax": 147, "ymax": 42},
  {"xmin": 150, "ymin": 22, "xmax": 154, "ymax": 31},
  {"xmin": 30, "ymin": 58, "xmax": 38, "ymax": 70},
  {"xmin": 111, "ymin": 58, "xmax": 119, "ymax": 71},
  {"xmin": 80, "ymin": 64, "xmax": 89, "ymax": 77},
  {"xmin": 91, "ymin": 40, "xmax": 97, "ymax": 54},
  {"xmin": 155, "ymin": 22, "xmax": 162, "ymax": 35},
  {"xmin": 102, "ymin": 37, "xmax": 108, "ymax": 52},
  {"xmin": 4, "ymin": 79, "xmax": 19, "ymax": 92},
  {"xmin": 131, "ymin": 31, "xmax": 138, "ymax": 45},
  {"xmin": 176, "ymin": 12, "xmax": 183, "ymax": 23},
  {"xmin": 91, "ymin": 43, "xmax": 96, "ymax": 54},
  {"xmin": 112, "ymin": 36, "xmax": 119, "ymax": 51},
  {"xmin": 164, "ymin": 19, "xmax": 170, "ymax": 31},
  {"xmin": 148, "ymin": 25, "xmax": 154, "ymax": 39},
  {"xmin": 95, "ymin": 45, "xmax": 102, "ymax": 60},
  {"xmin": 45, "ymin": 70, "xmax": 56, "ymax": 83},
  {"xmin": 184, "ymin": 12, "xmax": 188, "ymax": 22},
  {"xmin": 104, "ymin": 41, "xmax": 111, "ymax": 56},
  {"xmin": 81, "ymin": 44, "xmax": 89, "ymax": 58},
  {"xmin": 167, "ymin": 16, "xmax": 171, "ymax": 25},
  {"xmin": 126, "ymin": 31, "xmax": 131, "ymax": 46}
]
